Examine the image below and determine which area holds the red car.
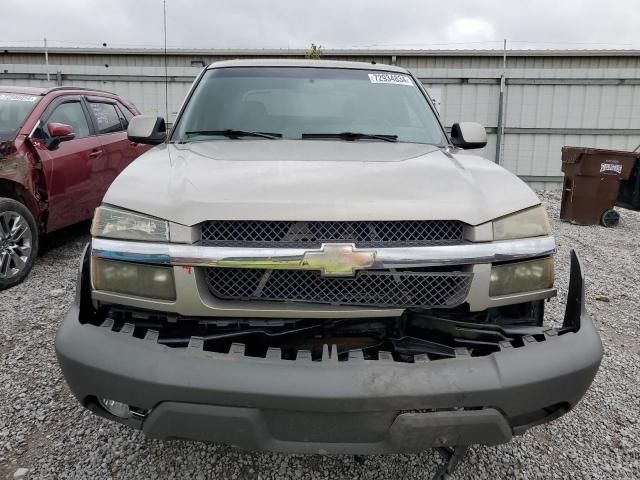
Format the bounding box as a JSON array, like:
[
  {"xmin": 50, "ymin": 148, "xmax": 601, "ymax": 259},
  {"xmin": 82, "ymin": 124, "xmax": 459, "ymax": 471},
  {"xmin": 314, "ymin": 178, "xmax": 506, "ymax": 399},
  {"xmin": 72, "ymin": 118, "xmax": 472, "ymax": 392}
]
[{"xmin": 0, "ymin": 86, "xmax": 151, "ymax": 289}]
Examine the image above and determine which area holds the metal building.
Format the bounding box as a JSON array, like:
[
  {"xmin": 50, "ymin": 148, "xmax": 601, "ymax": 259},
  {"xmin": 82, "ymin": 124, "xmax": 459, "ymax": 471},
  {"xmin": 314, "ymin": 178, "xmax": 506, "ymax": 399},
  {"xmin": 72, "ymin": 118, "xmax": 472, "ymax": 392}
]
[{"xmin": 2, "ymin": 47, "xmax": 640, "ymax": 189}]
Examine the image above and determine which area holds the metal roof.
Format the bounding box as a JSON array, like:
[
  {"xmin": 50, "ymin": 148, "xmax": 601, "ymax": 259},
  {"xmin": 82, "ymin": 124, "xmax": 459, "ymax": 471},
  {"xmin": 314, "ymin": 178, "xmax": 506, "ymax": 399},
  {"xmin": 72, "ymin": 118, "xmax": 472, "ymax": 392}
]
[
  {"xmin": 2, "ymin": 46, "xmax": 640, "ymax": 57},
  {"xmin": 206, "ymin": 58, "xmax": 407, "ymax": 72}
]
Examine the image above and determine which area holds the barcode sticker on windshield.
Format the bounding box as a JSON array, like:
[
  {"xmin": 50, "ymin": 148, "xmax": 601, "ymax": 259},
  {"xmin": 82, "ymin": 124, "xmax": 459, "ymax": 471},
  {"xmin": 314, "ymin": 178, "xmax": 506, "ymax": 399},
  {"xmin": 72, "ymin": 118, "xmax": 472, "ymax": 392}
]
[
  {"xmin": 0, "ymin": 93, "xmax": 38, "ymax": 102},
  {"xmin": 368, "ymin": 73, "xmax": 414, "ymax": 86}
]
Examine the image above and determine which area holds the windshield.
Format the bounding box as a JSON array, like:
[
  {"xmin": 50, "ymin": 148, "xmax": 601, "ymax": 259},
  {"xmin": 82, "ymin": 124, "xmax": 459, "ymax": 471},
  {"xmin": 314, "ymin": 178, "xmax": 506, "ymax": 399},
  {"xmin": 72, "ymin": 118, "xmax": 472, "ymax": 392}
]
[
  {"xmin": 172, "ymin": 67, "xmax": 446, "ymax": 145},
  {"xmin": 0, "ymin": 92, "xmax": 41, "ymax": 142}
]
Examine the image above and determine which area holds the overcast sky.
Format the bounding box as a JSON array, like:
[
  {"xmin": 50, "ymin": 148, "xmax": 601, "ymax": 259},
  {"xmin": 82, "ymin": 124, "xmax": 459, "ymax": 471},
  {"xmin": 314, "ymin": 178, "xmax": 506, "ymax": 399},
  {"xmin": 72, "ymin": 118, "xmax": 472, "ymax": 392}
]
[{"xmin": 3, "ymin": 0, "xmax": 640, "ymax": 50}]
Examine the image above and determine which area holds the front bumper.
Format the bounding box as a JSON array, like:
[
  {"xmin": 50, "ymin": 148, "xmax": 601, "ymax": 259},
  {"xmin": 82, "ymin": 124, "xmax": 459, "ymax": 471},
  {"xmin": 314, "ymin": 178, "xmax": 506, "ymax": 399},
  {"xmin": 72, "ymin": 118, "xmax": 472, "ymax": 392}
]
[{"xmin": 55, "ymin": 248, "xmax": 602, "ymax": 454}]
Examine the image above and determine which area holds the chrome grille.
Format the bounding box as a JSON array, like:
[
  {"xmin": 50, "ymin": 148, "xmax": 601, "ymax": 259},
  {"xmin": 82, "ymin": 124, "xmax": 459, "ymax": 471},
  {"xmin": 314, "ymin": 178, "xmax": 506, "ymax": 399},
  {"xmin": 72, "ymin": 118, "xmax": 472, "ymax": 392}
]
[
  {"xmin": 200, "ymin": 220, "xmax": 465, "ymax": 247},
  {"xmin": 205, "ymin": 268, "xmax": 472, "ymax": 308}
]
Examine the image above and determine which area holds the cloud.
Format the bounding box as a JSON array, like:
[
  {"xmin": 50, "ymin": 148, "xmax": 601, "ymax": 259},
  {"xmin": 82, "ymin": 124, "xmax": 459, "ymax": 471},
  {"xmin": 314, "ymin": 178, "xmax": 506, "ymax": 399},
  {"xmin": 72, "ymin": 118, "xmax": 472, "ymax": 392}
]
[
  {"xmin": 1, "ymin": 0, "xmax": 639, "ymax": 50},
  {"xmin": 446, "ymin": 18, "xmax": 495, "ymax": 42}
]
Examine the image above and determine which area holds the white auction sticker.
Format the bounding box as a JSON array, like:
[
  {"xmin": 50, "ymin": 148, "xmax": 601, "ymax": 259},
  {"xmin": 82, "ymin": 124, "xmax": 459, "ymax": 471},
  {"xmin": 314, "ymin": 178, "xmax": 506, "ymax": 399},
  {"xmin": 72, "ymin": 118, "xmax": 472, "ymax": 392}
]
[
  {"xmin": 368, "ymin": 73, "xmax": 414, "ymax": 86},
  {"xmin": 600, "ymin": 162, "xmax": 623, "ymax": 174},
  {"xmin": 0, "ymin": 93, "xmax": 38, "ymax": 102}
]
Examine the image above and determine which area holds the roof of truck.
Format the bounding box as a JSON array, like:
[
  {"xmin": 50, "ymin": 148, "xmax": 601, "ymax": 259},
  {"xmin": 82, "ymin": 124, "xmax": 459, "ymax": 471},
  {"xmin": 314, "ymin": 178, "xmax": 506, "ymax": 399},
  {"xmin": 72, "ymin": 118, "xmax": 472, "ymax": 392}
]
[{"xmin": 206, "ymin": 58, "xmax": 409, "ymax": 73}]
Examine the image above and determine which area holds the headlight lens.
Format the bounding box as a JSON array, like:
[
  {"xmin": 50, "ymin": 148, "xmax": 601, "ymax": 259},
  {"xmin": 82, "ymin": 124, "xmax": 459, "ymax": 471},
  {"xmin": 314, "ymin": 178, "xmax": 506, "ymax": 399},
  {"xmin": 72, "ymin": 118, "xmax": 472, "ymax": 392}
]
[
  {"xmin": 490, "ymin": 257, "xmax": 554, "ymax": 296},
  {"xmin": 91, "ymin": 257, "xmax": 176, "ymax": 301},
  {"xmin": 91, "ymin": 206, "xmax": 169, "ymax": 242},
  {"xmin": 493, "ymin": 206, "xmax": 551, "ymax": 241}
]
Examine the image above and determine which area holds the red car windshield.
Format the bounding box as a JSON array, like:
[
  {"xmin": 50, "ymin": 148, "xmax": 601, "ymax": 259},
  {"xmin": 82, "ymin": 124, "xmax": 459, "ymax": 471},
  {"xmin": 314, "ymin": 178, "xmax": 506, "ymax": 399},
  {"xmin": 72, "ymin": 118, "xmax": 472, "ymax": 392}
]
[{"xmin": 0, "ymin": 92, "xmax": 41, "ymax": 142}]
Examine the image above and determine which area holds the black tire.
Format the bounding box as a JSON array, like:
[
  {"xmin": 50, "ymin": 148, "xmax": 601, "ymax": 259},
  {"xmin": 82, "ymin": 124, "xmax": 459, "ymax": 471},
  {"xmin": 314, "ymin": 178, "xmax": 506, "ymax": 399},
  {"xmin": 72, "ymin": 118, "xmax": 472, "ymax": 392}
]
[
  {"xmin": 0, "ymin": 198, "xmax": 39, "ymax": 290},
  {"xmin": 600, "ymin": 209, "xmax": 620, "ymax": 228}
]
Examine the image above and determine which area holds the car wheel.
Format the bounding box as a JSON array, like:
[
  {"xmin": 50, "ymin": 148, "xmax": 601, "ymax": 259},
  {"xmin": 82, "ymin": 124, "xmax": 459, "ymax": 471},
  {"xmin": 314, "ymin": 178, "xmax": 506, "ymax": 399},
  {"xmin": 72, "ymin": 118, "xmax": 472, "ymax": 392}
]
[
  {"xmin": 0, "ymin": 198, "xmax": 39, "ymax": 290},
  {"xmin": 600, "ymin": 209, "xmax": 620, "ymax": 228}
]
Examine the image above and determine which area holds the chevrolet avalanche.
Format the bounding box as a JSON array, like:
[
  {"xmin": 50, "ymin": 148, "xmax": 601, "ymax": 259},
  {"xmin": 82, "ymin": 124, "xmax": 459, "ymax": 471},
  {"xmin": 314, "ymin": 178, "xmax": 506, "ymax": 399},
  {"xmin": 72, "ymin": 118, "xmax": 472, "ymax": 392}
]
[{"xmin": 56, "ymin": 60, "xmax": 603, "ymax": 457}]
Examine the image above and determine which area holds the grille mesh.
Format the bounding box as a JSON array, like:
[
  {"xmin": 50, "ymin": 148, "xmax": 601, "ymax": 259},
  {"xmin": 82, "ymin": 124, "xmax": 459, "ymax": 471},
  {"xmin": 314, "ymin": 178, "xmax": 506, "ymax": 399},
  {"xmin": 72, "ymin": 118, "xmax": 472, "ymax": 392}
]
[
  {"xmin": 201, "ymin": 220, "xmax": 464, "ymax": 247},
  {"xmin": 205, "ymin": 268, "xmax": 472, "ymax": 308}
]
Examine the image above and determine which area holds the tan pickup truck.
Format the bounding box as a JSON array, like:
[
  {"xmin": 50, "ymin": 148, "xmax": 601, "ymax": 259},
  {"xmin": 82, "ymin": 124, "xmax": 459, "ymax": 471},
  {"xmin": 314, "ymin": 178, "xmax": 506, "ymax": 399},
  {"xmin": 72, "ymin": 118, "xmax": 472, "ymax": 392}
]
[{"xmin": 56, "ymin": 60, "xmax": 602, "ymax": 466}]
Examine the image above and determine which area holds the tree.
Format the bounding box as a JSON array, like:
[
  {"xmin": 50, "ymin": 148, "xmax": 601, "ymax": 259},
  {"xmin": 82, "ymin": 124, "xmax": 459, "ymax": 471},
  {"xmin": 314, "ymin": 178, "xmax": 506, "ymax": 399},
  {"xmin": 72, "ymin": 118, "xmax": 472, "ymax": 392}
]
[{"xmin": 305, "ymin": 43, "xmax": 323, "ymax": 59}]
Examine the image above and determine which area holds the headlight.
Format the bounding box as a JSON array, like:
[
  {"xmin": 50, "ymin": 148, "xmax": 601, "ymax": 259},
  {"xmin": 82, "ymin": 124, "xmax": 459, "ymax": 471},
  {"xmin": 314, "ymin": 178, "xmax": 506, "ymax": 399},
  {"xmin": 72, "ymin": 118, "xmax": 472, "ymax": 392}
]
[
  {"xmin": 493, "ymin": 206, "xmax": 551, "ymax": 241},
  {"xmin": 91, "ymin": 206, "xmax": 169, "ymax": 242},
  {"xmin": 91, "ymin": 257, "xmax": 176, "ymax": 301},
  {"xmin": 490, "ymin": 257, "xmax": 554, "ymax": 296}
]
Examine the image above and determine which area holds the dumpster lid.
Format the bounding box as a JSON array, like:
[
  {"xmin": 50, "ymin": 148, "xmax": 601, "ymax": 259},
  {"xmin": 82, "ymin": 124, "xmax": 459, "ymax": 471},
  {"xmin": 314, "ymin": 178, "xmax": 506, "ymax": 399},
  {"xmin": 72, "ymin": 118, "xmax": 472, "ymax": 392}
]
[{"xmin": 561, "ymin": 146, "xmax": 638, "ymax": 179}]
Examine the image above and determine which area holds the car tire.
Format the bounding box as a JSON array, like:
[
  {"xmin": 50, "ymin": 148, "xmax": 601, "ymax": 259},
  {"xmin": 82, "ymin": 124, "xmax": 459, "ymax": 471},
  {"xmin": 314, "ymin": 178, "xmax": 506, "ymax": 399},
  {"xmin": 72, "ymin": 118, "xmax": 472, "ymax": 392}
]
[{"xmin": 0, "ymin": 198, "xmax": 39, "ymax": 290}]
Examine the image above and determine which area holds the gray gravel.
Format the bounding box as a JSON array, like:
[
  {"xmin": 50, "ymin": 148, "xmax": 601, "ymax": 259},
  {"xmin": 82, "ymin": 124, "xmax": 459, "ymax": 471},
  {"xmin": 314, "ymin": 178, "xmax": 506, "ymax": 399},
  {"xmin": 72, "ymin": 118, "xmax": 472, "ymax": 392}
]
[{"xmin": 1, "ymin": 192, "xmax": 638, "ymax": 479}]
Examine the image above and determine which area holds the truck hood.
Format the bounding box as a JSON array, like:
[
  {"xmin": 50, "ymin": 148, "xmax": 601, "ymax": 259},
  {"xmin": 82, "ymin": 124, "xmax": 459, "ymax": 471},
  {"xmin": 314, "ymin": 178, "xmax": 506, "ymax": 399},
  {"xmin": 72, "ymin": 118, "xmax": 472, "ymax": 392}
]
[{"xmin": 104, "ymin": 140, "xmax": 540, "ymax": 226}]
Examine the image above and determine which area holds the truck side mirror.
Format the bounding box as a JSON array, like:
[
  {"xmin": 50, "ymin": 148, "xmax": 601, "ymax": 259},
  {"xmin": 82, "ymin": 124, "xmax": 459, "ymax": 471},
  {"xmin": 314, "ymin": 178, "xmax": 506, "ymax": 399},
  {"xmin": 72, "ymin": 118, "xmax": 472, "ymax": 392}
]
[
  {"xmin": 450, "ymin": 122, "xmax": 487, "ymax": 150},
  {"xmin": 127, "ymin": 115, "xmax": 167, "ymax": 145},
  {"xmin": 46, "ymin": 122, "xmax": 75, "ymax": 150}
]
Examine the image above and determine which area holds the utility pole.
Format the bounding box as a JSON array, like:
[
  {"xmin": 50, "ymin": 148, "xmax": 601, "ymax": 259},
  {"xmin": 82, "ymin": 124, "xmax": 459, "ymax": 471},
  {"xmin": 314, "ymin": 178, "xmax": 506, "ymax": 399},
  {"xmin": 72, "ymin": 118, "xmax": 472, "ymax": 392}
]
[
  {"xmin": 44, "ymin": 37, "xmax": 50, "ymax": 82},
  {"xmin": 163, "ymin": 0, "xmax": 169, "ymax": 123},
  {"xmin": 494, "ymin": 38, "xmax": 507, "ymax": 164}
]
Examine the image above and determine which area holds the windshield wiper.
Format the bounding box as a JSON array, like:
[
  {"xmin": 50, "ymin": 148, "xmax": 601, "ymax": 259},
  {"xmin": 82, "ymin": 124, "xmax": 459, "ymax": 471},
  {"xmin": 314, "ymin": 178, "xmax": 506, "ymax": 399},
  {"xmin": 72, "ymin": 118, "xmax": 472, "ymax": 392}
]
[
  {"xmin": 301, "ymin": 132, "xmax": 398, "ymax": 143},
  {"xmin": 184, "ymin": 129, "xmax": 282, "ymax": 140}
]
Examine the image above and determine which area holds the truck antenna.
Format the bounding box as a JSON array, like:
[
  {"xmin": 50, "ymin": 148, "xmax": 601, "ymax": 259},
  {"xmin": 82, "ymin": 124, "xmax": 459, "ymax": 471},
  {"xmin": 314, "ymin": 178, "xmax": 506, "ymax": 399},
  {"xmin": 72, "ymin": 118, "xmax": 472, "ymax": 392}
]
[{"xmin": 163, "ymin": 0, "xmax": 169, "ymax": 123}]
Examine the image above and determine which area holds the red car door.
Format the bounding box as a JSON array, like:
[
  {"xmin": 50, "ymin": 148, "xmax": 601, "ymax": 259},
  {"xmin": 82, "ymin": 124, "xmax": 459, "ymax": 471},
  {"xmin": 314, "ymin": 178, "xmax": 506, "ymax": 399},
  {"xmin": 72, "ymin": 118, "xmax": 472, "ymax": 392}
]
[
  {"xmin": 32, "ymin": 96, "xmax": 105, "ymax": 232},
  {"xmin": 85, "ymin": 97, "xmax": 144, "ymax": 202}
]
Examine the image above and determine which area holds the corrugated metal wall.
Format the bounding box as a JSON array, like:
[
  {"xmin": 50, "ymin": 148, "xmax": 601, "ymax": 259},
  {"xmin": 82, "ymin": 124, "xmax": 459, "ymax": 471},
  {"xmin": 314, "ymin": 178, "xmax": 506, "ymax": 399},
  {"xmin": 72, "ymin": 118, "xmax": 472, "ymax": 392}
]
[{"xmin": 2, "ymin": 48, "xmax": 639, "ymax": 187}]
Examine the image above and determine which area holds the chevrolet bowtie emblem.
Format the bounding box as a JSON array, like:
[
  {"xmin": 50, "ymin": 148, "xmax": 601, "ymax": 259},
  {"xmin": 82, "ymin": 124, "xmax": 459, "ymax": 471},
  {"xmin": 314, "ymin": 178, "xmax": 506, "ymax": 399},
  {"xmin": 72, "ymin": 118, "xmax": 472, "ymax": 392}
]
[{"xmin": 301, "ymin": 244, "xmax": 376, "ymax": 277}]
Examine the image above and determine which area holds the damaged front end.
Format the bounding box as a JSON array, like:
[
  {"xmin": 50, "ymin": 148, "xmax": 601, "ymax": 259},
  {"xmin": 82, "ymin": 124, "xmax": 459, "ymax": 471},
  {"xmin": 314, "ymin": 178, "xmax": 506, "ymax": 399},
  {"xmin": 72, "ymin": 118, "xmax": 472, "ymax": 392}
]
[
  {"xmin": 0, "ymin": 91, "xmax": 48, "ymax": 223},
  {"xmin": 56, "ymin": 248, "xmax": 602, "ymax": 455},
  {"xmin": 80, "ymin": 252, "xmax": 584, "ymax": 365},
  {"xmin": 93, "ymin": 301, "xmax": 547, "ymax": 363},
  {"xmin": 0, "ymin": 135, "xmax": 48, "ymax": 225}
]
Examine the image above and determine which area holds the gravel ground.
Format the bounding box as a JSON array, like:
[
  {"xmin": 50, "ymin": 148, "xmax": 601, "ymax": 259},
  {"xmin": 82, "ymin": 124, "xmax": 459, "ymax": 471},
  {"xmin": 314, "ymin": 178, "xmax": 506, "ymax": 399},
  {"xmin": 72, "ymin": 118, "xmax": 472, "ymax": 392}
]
[{"xmin": 0, "ymin": 192, "xmax": 638, "ymax": 479}]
